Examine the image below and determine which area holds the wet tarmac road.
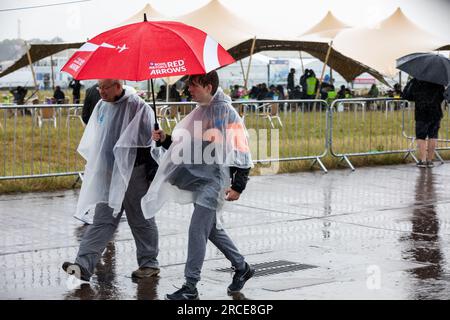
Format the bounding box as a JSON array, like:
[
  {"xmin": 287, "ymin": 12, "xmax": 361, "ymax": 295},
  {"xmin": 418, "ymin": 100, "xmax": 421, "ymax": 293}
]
[{"xmin": 1, "ymin": 163, "xmax": 450, "ymax": 300}]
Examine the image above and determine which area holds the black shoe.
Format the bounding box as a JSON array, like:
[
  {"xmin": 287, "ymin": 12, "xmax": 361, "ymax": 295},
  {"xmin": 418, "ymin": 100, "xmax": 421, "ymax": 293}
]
[
  {"xmin": 165, "ymin": 283, "xmax": 199, "ymax": 300},
  {"xmin": 131, "ymin": 267, "xmax": 160, "ymax": 278},
  {"xmin": 227, "ymin": 262, "xmax": 255, "ymax": 295},
  {"xmin": 416, "ymin": 160, "xmax": 427, "ymax": 168},
  {"xmin": 426, "ymin": 161, "xmax": 434, "ymax": 168},
  {"xmin": 62, "ymin": 262, "xmax": 90, "ymax": 281}
]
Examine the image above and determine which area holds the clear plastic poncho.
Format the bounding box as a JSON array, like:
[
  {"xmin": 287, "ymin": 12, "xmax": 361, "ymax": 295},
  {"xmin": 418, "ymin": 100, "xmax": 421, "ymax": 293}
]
[
  {"xmin": 141, "ymin": 87, "xmax": 253, "ymax": 226},
  {"xmin": 75, "ymin": 87, "xmax": 155, "ymax": 223}
]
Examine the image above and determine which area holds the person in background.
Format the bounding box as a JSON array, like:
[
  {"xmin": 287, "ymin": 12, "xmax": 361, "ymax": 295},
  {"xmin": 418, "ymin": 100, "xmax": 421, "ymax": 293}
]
[
  {"xmin": 266, "ymin": 84, "xmax": 277, "ymax": 100},
  {"xmin": 82, "ymin": 83, "xmax": 101, "ymax": 124},
  {"xmin": 156, "ymin": 85, "xmax": 166, "ymax": 101},
  {"xmin": 345, "ymin": 88, "xmax": 353, "ymax": 98},
  {"xmin": 319, "ymin": 75, "xmax": 335, "ymax": 101},
  {"xmin": 53, "ymin": 86, "xmax": 66, "ymax": 104},
  {"xmin": 305, "ymin": 70, "xmax": 319, "ymax": 99},
  {"xmin": 181, "ymin": 84, "xmax": 192, "ymax": 102},
  {"xmin": 393, "ymin": 83, "xmax": 402, "ymax": 98},
  {"xmin": 337, "ymin": 85, "xmax": 346, "ymax": 99},
  {"xmin": 69, "ymin": 79, "xmax": 82, "ymax": 103},
  {"xmin": 402, "ymin": 78, "xmax": 445, "ymax": 168},
  {"xmin": 169, "ymin": 85, "xmax": 181, "ymax": 102},
  {"xmin": 256, "ymin": 83, "xmax": 269, "ymax": 100},
  {"xmin": 248, "ymin": 85, "xmax": 260, "ymax": 100},
  {"xmin": 287, "ymin": 68, "xmax": 296, "ymax": 93},
  {"xmin": 10, "ymin": 86, "xmax": 28, "ymax": 105},
  {"xmin": 276, "ymin": 85, "xmax": 285, "ymax": 100},
  {"xmin": 290, "ymin": 85, "xmax": 302, "ymax": 100},
  {"xmin": 367, "ymin": 84, "xmax": 379, "ymax": 98},
  {"xmin": 230, "ymin": 84, "xmax": 242, "ymax": 100},
  {"xmin": 299, "ymin": 69, "xmax": 309, "ymax": 99}
]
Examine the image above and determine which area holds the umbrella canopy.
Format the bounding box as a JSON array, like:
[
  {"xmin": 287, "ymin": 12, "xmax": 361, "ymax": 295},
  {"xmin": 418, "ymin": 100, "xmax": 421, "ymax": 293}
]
[
  {"xmin": 61, "ymin": 20, "xmax": 235, "ymax": 81},
  {"xmin": 396, "ymin": 52, "xmax": 450, "ymax": 87},
  {"xmin": 61, "ymin": 18, "xmax": 235, "ymax": 129}
]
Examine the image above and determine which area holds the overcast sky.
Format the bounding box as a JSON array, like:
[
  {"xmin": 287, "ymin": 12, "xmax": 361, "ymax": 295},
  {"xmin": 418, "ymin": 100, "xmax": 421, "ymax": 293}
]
[{"xmin": 0, "ymin": 0, "xmax": 449, "ymax": 42}]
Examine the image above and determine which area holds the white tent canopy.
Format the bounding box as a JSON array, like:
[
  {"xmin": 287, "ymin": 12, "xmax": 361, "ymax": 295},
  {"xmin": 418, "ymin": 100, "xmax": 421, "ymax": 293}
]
[
  {"xmin": 300, "ymin": 10, "xmax": 352, "ymax": 41},
  {"xmin": 160, "ymin": 1, "xmax": 387, "ymax": 84},
  {"xmin": 333, "ymin": 7, "xmax": 449, "ymax": 78},
  {"xmin": 168, "ymin": 0, "xmax": 265, "ymax": 51},
  {"xmin": 117, "ymin": 3, "xmax": 166, "ymax": 26}
]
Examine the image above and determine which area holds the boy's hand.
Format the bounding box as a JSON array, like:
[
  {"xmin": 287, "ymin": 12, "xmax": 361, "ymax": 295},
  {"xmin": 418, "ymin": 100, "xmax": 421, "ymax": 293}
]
[{"xmin": 225, "ymin": 188, "xmax": 240, "ymax": 201}]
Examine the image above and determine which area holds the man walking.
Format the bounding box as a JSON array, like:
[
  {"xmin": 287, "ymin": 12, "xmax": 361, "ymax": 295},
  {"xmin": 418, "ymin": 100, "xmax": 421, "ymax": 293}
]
[{"xmin": 62, "ymin": 79, "xmax": 160, "ymax": 281}]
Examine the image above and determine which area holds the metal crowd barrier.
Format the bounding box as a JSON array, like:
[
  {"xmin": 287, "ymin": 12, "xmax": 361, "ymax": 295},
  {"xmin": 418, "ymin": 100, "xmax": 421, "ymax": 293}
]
[
  {"xmin": 152, "ymin": 101, "xmax": 197, "ymax": 131},
  {"xmin": 0, "ymin": 98, "xmax": 331, "ymax": 181},
  {"xmin": 2, "ymin": 97, "xmax": 448, "ymax": 181},
  {"xmin": 231, "ymin": 99, "xmax": 329, "ymax": 172},
  {"xmin": 328, "ymin": 98, "xmax": 414, "ymax": 170},
  {"xmin": 0, "ymin": 104, "xmax": 86, "ymax": 181},
  {"xmin": 0, "ymin": 101, "xmax": 200, "ymax": 182}
]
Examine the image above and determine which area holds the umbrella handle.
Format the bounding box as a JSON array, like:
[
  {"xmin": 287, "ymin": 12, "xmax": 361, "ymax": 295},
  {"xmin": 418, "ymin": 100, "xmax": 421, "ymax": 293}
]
[{"xmin": 150, "ymin": 78, "xmax": 159, "ymax": 130}]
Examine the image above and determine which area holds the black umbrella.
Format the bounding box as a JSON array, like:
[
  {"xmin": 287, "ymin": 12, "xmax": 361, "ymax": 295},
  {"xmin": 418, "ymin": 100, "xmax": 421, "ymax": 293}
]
[{"xmin": 396, "ymin": 52, "xmax": 450, "ymax": 87}]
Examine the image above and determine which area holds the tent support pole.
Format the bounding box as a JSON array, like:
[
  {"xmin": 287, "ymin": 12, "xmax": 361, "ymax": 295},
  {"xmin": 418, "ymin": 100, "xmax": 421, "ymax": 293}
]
[
  {"xmin": 244, "ymin": 37, "xmax": 256, "ymax": 90},
  {"xmin": 24, "ymin": 41, "xmax": 38, "ymax": 91},
  {"xmin": 315, "ymin": 41, "xmax": 333, "ymax": 101},
  {"xmin": 50, "ymin": 55, "xmax": 55, "ymax": 91},
  {"xmin": 299, "ymin": 51, "xmax": 305, "ymax": 74},
  {"xmin": 239, "ymin": 60, "xmax": 246, "ymax": 85}
]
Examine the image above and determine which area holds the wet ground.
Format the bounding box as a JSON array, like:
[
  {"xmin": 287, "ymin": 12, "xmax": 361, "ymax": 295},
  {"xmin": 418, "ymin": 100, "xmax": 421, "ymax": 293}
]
[{"xmin": 1, "ymin": 163, "xmax": 450, "ymax": 300}]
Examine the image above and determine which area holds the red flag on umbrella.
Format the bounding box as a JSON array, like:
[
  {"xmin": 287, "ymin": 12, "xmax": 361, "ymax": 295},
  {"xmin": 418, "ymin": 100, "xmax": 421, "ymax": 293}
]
[{"xmin": 61, "ymin": 19, "xmax": 235, "ymax": 81}]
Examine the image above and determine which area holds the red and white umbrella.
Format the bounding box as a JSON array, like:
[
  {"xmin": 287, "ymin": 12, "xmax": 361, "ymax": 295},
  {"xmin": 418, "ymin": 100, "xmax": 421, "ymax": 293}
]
[
  {"xmin": 61, "ymin": 16, "xmax": 235, "ymax": 128},
  {"xmin": 62, "ymin": 19, "xmax": 234, "ymax": 80}
]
